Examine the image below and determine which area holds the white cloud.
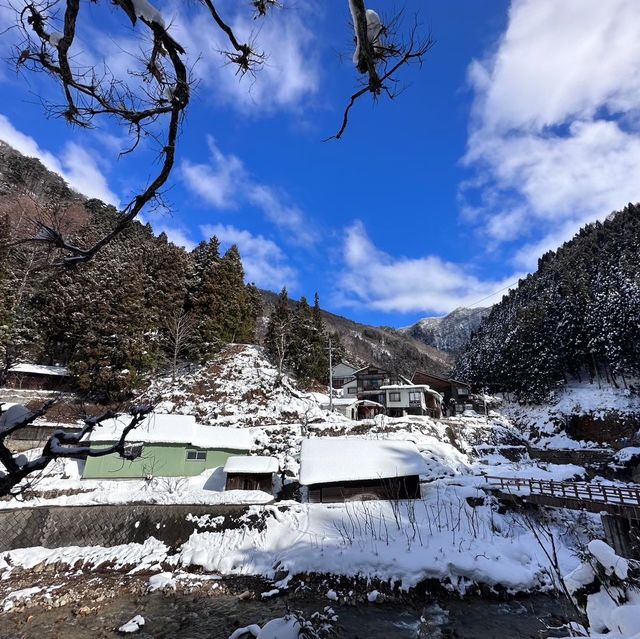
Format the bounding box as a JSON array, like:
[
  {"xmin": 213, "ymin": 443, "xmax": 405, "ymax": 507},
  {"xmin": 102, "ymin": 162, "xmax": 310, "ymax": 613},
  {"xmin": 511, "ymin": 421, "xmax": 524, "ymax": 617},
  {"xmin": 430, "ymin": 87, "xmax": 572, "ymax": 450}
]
[
  {"xmin": 464, "ymin": 0, "xmax": 640, "ymax": 269},
  {"xmin": 0, "ymin": 114, "xmax": 119, "ymax": 206},
  {"xmin": 336, "ymin": 221, "xmax": 522, "ymax": 315},
  {"xmin": 167, "ymin": 2, "xmax": 320, "ymax": 112},
  {"xmin": 181, "ymin": 138, "xmax": 245, "ymax": 209},
  {"xmin": 201, "ymin": 223, "xmax": 297, "ymax": 291},
  {"xmin": 182, "ymin": 136, "xmax": 316, "ymax": 245}
]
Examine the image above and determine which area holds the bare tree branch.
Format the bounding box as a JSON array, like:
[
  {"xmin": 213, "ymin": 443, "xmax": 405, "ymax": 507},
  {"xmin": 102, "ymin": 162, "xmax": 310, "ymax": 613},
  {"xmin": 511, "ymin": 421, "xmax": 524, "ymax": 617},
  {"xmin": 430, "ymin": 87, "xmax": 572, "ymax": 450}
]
[
  {"xmin": 0, "ymin": 401, "xmax": 153, "ymax": 496},
  {"xmin": 8, "ymin": 0, "xmax": 432, "ymax": 262}
]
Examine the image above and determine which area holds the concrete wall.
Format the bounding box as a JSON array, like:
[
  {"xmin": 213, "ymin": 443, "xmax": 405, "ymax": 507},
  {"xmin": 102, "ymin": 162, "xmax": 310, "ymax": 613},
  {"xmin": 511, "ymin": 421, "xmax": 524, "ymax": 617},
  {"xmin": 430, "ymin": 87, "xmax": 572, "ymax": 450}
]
[
  {"xmin": 82, "ymin": 444, "xmax": 243, "ymax": 479},
  {"xmin": 0, "ymin": 503, "xmax": 256, "ymax": 552}
]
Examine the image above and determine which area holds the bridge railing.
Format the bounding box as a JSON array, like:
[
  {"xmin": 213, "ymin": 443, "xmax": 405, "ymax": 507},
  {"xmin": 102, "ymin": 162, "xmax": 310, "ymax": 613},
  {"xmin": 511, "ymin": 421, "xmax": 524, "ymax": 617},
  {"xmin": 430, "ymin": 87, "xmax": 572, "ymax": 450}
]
[{"xmin": 483, "ymin": 475, "xmax": 640, "ymax": 506}]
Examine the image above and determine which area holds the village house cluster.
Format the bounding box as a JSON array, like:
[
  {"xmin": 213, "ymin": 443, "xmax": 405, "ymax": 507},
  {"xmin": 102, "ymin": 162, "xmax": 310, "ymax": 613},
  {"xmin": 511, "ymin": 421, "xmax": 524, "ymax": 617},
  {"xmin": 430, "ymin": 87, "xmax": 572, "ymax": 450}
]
[
  {"xmin": 75, "ymin": 412, "xmax": 430, "ymax": 505},
  {"xmin": 326, "ymin": 361, "xmax": 472, "ymax": 420}
]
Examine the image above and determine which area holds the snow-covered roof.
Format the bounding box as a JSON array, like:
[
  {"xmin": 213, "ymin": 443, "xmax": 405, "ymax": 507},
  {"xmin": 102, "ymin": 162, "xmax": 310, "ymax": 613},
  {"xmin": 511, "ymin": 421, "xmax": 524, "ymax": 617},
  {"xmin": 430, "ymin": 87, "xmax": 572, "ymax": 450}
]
[
  {"xmin": 299, "ymin": 438, "xmax": 427, "ymax": 485},
  {"xmin": 223, "ymin": 456, "xmax": 279, "ymax": 474},
  {"xmin": 9, "ymin": 363, "xmax": 70, "ymax": 377},
  {"xmin": 88, "ymin": 413, "xmax": 254, "ymax": 450}
]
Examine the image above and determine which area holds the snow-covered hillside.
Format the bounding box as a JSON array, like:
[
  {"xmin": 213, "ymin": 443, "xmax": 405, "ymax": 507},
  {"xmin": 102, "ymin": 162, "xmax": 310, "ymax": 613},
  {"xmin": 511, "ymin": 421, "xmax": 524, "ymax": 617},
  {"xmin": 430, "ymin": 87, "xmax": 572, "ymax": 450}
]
[
  {"xmin": 144, "ymin": 344, "xmax": 339, "ymax": 428},
  {"xmin": 502, "ymin": 381, "xmax": 640, "ymax": 449}
]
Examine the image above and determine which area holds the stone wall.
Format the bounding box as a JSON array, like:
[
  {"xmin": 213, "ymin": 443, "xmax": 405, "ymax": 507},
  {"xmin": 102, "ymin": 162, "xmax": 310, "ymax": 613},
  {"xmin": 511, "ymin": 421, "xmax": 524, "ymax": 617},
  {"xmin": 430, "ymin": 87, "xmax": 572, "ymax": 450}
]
[{"xmin": 0, "ymin": 503, "xmax": 254, "ymax": 552}]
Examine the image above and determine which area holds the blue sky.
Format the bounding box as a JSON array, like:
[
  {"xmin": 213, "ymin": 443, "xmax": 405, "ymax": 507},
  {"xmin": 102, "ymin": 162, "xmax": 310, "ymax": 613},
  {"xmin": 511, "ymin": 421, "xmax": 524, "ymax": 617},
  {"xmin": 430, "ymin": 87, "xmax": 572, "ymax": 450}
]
[{"xmin": 2, "ymin": 0, "xmax": 640, "ymax": 327}]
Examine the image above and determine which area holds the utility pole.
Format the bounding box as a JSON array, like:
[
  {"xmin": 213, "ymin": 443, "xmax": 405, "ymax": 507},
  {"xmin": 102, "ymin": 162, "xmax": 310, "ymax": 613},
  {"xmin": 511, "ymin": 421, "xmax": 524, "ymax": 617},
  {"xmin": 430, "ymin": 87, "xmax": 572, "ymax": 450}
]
[{"xmin": 327, "ymin": 336, "xmax": 333, "ymax": 412}]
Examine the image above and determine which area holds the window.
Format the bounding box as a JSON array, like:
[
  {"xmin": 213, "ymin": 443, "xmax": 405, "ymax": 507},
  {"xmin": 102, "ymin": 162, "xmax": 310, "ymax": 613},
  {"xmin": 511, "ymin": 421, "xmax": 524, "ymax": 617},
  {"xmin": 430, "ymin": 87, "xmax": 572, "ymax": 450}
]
[
  {"xmin": 389, "ymin": 391, "xmax": 401, "ymax": 402},
  {"xmin": 186, "ymin": 449, "xmax": 207, "ymax": 461},
  {"xmin": 409, "ymin": 391, "xmax": 422, "ymax": 403},
  {"xmin": 458, "ymin": 387, "xmax": 469, "ymax": 396},
  {"xmin": 363, "ymin": 378, "xmax": 382, "ymax": 390},
  {"xmin": 347, "ymin": 386, "xmax": 356, "ymax": 395},
  {"xmin": 124, "ymin": 443, "xmax": 143, "ymax": 459}
]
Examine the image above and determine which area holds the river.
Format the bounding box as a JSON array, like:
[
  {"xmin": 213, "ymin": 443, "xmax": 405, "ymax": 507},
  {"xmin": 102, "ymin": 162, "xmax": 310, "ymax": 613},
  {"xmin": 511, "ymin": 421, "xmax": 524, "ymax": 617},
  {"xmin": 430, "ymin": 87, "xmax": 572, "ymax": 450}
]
[{"xmin": 0, "ymin": 586, "xmax": 570, "ymax": 639}]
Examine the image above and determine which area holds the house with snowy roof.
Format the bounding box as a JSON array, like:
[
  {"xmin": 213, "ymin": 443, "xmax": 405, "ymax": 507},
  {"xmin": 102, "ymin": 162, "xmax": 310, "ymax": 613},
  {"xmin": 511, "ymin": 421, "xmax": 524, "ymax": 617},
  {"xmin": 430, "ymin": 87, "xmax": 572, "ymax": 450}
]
[
  {"xmin": 299, "ymin": 438, "xmax": 426, "ymax": 503},
  {"xmin": 82, "ymin": 413, "xmax": 255, "ymax": 480},
  {"xmin": 223, "ymin": 455, "xmax": 279, "ymax": 492},
  {"xmin": 5, "ymin": 363, "xmax": 74, "ymax": 391},
  {"xmin": 380, "ymin": 384, "xmax": 443, "ymax": 418}
]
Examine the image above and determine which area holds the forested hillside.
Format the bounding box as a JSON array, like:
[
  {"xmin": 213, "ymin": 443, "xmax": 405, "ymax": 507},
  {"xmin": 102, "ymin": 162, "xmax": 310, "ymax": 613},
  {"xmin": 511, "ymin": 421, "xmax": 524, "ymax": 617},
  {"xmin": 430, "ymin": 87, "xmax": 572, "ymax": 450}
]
[
  {"xmin": 0, "ymin": 143, "xmax": 452, "ymax": 399},
  {"xmin": 455, "ymin": 204, "xmax": 640, "ymax": 402}
]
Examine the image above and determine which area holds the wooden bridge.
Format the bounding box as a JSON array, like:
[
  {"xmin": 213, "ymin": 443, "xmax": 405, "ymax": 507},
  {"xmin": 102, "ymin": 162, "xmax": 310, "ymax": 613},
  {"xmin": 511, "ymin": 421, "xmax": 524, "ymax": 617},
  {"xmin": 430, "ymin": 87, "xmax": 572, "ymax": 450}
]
[{"xmin": 483, "ymin": 475, "xmax": 640, "ymax": 520}]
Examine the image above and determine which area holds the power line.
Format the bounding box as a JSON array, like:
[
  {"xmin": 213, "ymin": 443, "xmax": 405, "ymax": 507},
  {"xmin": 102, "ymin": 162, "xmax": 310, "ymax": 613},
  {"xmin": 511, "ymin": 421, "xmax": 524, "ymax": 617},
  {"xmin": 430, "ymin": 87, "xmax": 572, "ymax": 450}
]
[{"xmin": 466, "ymin": 279, "xmax": 521, "ymax": 309}]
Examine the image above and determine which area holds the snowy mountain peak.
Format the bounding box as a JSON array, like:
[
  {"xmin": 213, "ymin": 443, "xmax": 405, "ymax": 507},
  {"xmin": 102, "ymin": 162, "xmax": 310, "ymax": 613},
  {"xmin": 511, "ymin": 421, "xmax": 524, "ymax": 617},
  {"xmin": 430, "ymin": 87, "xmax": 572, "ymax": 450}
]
[{"xmin": 401, "ymin": 307, "xmax": 490, "ymax": 354}]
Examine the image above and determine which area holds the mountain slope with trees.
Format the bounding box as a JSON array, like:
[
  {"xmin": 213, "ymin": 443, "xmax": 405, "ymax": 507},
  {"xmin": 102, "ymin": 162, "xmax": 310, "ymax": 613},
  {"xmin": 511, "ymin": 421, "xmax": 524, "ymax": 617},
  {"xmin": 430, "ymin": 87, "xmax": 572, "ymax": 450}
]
[
  {"xmin": 401, "ymin": 307, "xmax": 490, "ymax": 354},
  {"xmin": 455, "ymin": 204, "xmax": 640, "ymax": 402},
  {"xmin": 0, "ymin": 143, "xmax": 452, "ymax": 399}
]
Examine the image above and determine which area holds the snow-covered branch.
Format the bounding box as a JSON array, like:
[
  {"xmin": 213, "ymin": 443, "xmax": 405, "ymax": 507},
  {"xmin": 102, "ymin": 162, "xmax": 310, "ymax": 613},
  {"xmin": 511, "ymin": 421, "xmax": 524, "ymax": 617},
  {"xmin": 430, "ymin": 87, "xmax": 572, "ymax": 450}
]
[{"xmin": 0, "ymin": 402, "xmax": 153, "ymax": 497}]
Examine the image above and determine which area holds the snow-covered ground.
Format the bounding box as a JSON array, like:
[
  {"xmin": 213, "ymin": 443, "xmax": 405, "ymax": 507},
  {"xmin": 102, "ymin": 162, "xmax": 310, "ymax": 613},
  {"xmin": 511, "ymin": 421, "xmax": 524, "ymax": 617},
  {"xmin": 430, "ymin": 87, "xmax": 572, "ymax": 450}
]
[{"xmin": 143, "ymin": 344, "xmax": 346, "ymax": 428}]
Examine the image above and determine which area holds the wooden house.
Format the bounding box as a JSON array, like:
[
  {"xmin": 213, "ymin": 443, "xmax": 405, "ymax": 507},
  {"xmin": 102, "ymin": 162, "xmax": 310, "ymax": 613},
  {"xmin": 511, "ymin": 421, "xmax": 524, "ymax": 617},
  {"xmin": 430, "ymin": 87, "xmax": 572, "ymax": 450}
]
[
  {"xmin": 350, "ymin": 365, "xmax": 412, "ymax": 407},
  {"xmin": 299, "ymin": 438, "xmax": 426, "ymax": 503},
  {"xmin": 5, "ymin": 363, "xmax": 74, "ymax": 391},
  {"xmin": 224, "ymin": 456, "xmax": 278, "ymax": 492},
  {"xmin": 411, "ymin": 372, "xmax": 471, "ymax": 415}
]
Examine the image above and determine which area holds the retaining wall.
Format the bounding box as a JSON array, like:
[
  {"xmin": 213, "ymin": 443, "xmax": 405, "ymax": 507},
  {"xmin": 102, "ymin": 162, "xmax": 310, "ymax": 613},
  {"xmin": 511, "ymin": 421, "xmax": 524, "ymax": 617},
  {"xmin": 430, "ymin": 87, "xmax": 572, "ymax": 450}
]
[{"xmin": 0, "ymin": 503, "xmax": 254, "ymax": 552}]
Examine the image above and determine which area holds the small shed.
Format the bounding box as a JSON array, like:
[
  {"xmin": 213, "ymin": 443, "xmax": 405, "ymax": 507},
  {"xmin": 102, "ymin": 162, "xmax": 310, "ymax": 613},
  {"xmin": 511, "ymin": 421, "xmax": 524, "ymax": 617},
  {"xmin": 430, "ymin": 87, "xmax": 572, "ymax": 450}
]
[
  {"xmin": 5, "ymin": 363, "xmax": 74, "ymax": 391},
  {"xmin": 224, "ymin": 456, "xmax": 279, "ymax": 492},
  {"xmin": 82, "ymin": 413, "xmax": 255, "ymax": 479},
  {"xmin": 299, "ymin": 438, "xmax": 426, "ymax": 503}
]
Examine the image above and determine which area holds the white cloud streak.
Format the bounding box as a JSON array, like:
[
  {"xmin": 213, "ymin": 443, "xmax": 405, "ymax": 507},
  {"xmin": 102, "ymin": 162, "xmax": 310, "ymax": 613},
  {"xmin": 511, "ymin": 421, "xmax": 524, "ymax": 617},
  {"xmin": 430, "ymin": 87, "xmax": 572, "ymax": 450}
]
[
  {"xmin": 201, "ymin": 223, "xmax": 297, "ymax": 291},
  {"xmin": 182, "ymin": 136, "xmax": 316, "ymax": 246},
  {"xmin": 167, "ymin": 2, "xmax": 320, "ymax": 113},
  {"xmin": 463, "ymin": 0, "xmax": 640, "ymax": 269},
  {"xmin": 336, "ymin": 221, "xmax": 522, "ymax": 315}
]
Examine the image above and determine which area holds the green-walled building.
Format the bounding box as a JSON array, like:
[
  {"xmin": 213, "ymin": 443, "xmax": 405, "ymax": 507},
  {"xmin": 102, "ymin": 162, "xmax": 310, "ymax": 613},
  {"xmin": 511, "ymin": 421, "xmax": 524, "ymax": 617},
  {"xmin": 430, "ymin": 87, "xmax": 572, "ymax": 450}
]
[{"xmin": 82, "ymin": 413, "xmax": 255, "ymax": 480}]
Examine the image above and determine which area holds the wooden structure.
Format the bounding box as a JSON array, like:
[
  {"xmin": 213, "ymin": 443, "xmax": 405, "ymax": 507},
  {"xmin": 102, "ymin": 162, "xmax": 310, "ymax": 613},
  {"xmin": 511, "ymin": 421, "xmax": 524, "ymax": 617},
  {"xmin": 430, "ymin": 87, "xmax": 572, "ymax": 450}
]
[
  {"xmin": 351, "ymin": 365, "xmax": 412, "ymax": 407},
  {"xmin": 307, "ymin": 476, "xmax": 420, "ymax": 503},
  {"xmin": 483, "ymin": 475, "xmax": 640, "ymax": 559},
  {"xmin": 299, "ymin": 438, "xmax": 426, "ymax": 504},
  {"xmin": 224, "ymin": 456, "xmax": 278, "ymax": 492},
  {"xmin": 4, "ymin": 363, "xmax": 74, "ymax": 391},
  {"xmin": 411, "ymin": 372, "xmax": 471, "ymax": 414}
]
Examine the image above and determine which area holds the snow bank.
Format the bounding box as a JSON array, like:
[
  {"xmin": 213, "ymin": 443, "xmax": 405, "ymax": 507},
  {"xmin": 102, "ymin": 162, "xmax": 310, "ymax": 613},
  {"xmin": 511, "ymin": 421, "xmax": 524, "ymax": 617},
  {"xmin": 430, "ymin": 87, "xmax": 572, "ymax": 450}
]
[{"xmin": 146, "ymin": 345, "xmax": 344, "ymax": 428}]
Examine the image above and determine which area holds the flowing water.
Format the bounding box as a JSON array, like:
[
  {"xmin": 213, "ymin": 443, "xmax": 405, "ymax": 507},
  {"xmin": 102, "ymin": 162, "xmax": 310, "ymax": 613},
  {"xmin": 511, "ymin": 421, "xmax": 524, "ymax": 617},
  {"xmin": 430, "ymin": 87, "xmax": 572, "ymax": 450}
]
[{"xmin": 0, "ymin": 587, "xmax": 569, "ymax": 639}]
